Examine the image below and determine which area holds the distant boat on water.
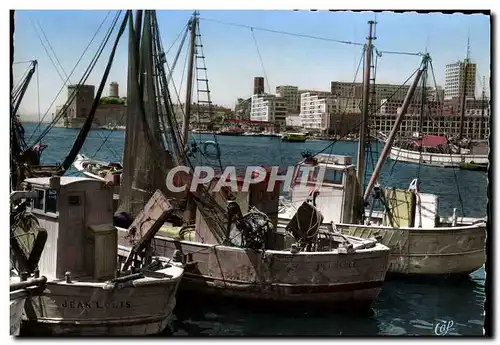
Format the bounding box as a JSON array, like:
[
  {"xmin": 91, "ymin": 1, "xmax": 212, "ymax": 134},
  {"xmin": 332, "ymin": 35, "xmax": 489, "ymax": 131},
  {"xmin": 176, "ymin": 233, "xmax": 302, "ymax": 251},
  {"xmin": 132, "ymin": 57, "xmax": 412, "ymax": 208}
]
[{"xmin": 281, "ymin": 132, "xmax": 307, "ymax": 142}]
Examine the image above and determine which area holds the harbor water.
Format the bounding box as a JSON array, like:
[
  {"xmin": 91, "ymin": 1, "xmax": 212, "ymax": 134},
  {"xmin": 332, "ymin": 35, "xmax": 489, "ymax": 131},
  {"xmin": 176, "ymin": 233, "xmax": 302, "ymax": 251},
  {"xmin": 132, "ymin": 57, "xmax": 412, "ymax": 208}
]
[{"xmin": 24, "ymin": 124, "xmax": 487, "ymax": 336}]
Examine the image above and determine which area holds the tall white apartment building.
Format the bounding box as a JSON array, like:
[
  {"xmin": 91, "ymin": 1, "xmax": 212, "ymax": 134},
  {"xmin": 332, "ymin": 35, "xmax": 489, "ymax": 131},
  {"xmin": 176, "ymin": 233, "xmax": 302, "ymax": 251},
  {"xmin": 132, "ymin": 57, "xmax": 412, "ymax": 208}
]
[
  {"xmin": 299, "ymin": 91, "xmax": 336, "ymax": 131},
  {"xmin": 444, "ymin": 59, "xmax": 476, "ymax": 100},
  {"xmin": 275, "ymin": 85, "xmax": 300, "ymax": 113},
  {"xmin": 250, "ymin": 94, "xmax": 287, "ymax": 128}
]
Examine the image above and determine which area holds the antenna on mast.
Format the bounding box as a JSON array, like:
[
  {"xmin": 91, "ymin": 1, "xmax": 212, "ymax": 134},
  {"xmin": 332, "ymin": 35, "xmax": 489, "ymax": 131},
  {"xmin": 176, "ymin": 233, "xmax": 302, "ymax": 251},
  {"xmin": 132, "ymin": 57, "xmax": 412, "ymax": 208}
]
[{"xmin": 466, "ymin": 30, "xmax": 471, "ymax": 61}]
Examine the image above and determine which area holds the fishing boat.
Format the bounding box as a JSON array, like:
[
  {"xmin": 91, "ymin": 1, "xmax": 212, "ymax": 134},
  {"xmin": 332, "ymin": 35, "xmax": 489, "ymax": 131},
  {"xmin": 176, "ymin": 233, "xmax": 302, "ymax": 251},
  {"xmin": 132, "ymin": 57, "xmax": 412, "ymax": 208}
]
[
  {"xmin": 109, "ymin": 11, "xmax": 390, "ymax": 310},
  {"xmin": 12, "ymin": 10, "xmax": 186, "ymax": 335},
  {"xmin": 278, "ymin": 22, "xmax": 486, "ymax": 277},
  {"xmin": 281, "ymin": 132, "xmax": 308, "ymax": 142},
  {"xmin": 117, "ymin": 172, "xmax": 390, "ymax": 308},
  {"xmin": 19, "ymin": 176, "xmax": 184, "ymax": 336},
  {"xmin": 388, "ymin": 134, "xmax": 488, "ymax": 169},
  {"xmin": 388, "ymin": 40, "xmax": 489, "ymax": 171},
  {"xmin": 278, "ymin": 153, "xmax": 486, "ymax": 277},
  {"xmin": 10, "ymin": 11, "xmax": 50, "ymax": 336}
]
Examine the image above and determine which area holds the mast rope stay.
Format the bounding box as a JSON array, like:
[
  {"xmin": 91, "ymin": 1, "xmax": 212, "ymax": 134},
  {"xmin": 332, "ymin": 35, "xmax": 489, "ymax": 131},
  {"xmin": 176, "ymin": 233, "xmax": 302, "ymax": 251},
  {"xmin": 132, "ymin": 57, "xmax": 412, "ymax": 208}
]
[
  {"xmin": 310, "ymin": 63, "xmax": 421, "ymax": 159},
  {"xmin": 59, "ymin": 10, "xmax": 131, "ymax": 173},
  {"xmin": 28, "ymin": 15, "xmax": 68, "ymax": 84},
  {"xmin": 28, "ymin": 10, "xmax": 121, "ymax": 145},
  {"xmin": 200, "ymin": 17, "xmax": 364, "ymax": 46},
  {"xmin": 251, "ymin": 27, "xmax": 272, "ymax": 94}
]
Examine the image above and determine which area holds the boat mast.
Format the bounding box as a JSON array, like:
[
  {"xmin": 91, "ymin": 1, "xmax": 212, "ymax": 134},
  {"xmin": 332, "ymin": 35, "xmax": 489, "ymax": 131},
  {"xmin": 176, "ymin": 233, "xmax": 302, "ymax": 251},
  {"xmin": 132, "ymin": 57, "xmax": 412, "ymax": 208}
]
[
  {"xmin": 363, "ymin": 54, "xmax": 430, "ymax": 201},
  {"xmin": 480, "ymin": 75, "xmax": 485, "ymax": 140},
  {"xmin": 356, "ymin": 20, "xmax": 376, "ymax": 193},
  {"xmin": 458, "ymin": 37, "xmax": 470, "ymax": 140},
  {"xmin": 181, "ymin": 11, "xmax": 198, "ymax": 146}
]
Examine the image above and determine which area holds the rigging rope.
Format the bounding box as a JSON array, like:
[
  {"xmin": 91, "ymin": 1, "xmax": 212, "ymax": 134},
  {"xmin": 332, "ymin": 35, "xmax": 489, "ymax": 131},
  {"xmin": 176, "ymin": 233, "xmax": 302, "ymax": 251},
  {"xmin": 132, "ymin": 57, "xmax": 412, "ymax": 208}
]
[
  {"xmin": 166, "ymin": 24, "xmax": 189, "ymax": 85},
  {"xmin": 36, "ymin": 17, "xmax": 72, "ymax": 83},
  {"xmin": 200, "ymin": 17, "xmax": 364, "ymax": 46},
  {"xmin": 251, "ymin": 28, "xmax": 271, "ymax": 94},
  {"xmin": 28, "ymin": 10, "xmax": 117, "ymax": 145},
  {"xmin": 60, "ymin": 11, "xmax": 130, "ymax": 173},
  {"xmin": 165, "ymin": 22, "xmax": 189, "ymax": 55},
  {"xmin": 310, "ymin": 65, "xmax": 421, "ymax": 159},
  {"xmin": 377, "ymin": 49, "xmax": 423, "ymax": 57},
  {"xmin": 28, "ymin": 15, "xmax": 66, "ymax": 83}
]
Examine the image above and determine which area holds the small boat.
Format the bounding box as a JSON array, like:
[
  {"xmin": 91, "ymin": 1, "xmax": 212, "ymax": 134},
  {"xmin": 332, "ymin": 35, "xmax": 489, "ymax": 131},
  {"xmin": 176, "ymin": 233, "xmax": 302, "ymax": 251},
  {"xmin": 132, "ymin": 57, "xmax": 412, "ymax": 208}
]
[
  {"xmin": 389, "ymin": 135, "xmax": 489, "ymax": 168},
  {"xmin": 217, "ymin": 128, "xmax": 245, "ymax": 136},
  {"xmin": 459, "ymin": 161, "xmax": 488, "ymax": 171},
  {"xmin": 20, "ymin": 176, "xmax": 184, "ymax": 336},
  {"xmin": 281, "ymin": 132, "xmax": 308, "ymax": 142},
  {"xmin": 100, "ymin": 124, "xmax": 126, "ymax": 131},
  {"xmin": 73, "ymin": 153, "xmax": 122, "ymax": 182}
]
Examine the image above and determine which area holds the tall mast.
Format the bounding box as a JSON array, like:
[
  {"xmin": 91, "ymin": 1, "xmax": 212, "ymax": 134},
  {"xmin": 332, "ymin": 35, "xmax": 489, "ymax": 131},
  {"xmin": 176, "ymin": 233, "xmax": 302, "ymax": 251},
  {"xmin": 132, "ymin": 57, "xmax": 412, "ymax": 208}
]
[
  {"xmin": 181, "ymin": 11, "xmax": 198, "ymax": 146},
  {"xmin": 363, "ymin": 54, "xmax": 430, "ymax": 201},
  {"xmin": 480, "ymin": 75, "xmax": 485, "ymax": 140},
  {"xmin": 458, "ymin": 36, "xmax": 470, "ymax": 140},
  {"xmin": 356, "ymin": 20, "xmax": 376, "ymax": 191}
]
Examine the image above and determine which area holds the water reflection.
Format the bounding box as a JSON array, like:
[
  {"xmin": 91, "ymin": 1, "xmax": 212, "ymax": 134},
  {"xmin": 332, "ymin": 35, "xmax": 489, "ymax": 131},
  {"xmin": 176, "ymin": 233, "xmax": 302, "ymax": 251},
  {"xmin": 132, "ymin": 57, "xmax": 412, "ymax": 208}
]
[{"xmin": 171, "ymin": 269, "xmax": 485, "ymax": 336}]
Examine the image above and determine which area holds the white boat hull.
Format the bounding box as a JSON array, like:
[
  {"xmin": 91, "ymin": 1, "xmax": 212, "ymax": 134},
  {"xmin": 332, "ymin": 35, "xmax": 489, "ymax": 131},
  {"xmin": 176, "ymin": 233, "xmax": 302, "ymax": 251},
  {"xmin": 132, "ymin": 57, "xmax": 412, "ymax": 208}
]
[
  {"xmin": 22, "ymin": 265, "xmax": 183, "ymax": 336},
  {"xmin": 390, "ymin": 146, "xmax": 488, "ymax": 168},
  {"xmin": 117, "ymin": 228, "xmax": 390, "ymax": 309},
  {"xmin": 10, "ymin": 298, "xmax": 25, "ymax": 336},
  {"xmin": 334, "ymin": 222, "xmax": 486, "ymax": 276}
]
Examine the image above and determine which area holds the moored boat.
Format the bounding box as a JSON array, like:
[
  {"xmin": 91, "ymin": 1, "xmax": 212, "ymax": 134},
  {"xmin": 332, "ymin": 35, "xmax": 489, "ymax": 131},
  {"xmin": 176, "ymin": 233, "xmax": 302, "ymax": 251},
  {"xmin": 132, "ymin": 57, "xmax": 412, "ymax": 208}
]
[
  {"xmin": 73, "ymin": 153, "xmax": 122, "ymax": 182},
  {"xmin": 278, "ymin": 153, "xmax": 486, "ymax": 277},
  {"xmin": 389, "ymin": 135, "xmax": 488, "ymax": 168},
  {"xmin": 117, "ymin": 169, "xmax": 390, "ymax": 309},
  {"xmin": 20, "ymin": 176, "xmax": 184, "ymax": 336},
  {"xmin": 276, "ymin": 45, "xmax": 486, "ymax": 278},
  {"xmin": 281, "ymin": 132, "xmax": 307, "ymax": 142}
]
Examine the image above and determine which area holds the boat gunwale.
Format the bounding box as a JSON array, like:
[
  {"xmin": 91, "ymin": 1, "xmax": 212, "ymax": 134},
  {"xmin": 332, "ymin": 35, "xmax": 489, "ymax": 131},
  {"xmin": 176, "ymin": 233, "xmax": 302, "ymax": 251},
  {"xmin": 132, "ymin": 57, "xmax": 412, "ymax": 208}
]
[
  {"xmin": 116, "ymin": 227, "xmax": 390, "ymax": 255},
  {"xmin": 333, "ymin": 221, "xmax": 486, "ymax": 233},
  {"xmin": 390, "ymin": 145, "xmax": 488, "ymax": 160}
]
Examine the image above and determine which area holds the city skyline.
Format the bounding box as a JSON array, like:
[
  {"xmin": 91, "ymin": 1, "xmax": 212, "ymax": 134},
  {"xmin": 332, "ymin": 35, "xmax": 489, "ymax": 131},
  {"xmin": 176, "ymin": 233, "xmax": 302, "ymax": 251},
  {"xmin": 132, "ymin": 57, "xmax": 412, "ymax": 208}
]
[{"xmin": 13, "ymin": 10, "xmax": 490, "ymax": 122}]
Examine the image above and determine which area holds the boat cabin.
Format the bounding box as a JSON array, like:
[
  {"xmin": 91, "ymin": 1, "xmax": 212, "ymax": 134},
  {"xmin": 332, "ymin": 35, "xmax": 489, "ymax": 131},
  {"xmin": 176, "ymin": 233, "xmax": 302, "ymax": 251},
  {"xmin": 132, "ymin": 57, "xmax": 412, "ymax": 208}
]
[
  {"xmin": 285, "ymin": 154, "xmax": 358, "ymax": 224},
  {"xmin": 283, "ymin": 154, "xmax": 441, "ymax": 228},
  {"xmin": 23, "ymin": 177, "xmax": 117, "ymax": 281}
]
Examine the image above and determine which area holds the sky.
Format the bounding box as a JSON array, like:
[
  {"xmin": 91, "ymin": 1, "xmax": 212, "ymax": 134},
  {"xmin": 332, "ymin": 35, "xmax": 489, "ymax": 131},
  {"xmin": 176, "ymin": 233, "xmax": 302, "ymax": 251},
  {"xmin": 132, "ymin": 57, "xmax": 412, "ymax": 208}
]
[{"xmin": 12, "ymin": 10, "xmax": 491, "ymax": 122}]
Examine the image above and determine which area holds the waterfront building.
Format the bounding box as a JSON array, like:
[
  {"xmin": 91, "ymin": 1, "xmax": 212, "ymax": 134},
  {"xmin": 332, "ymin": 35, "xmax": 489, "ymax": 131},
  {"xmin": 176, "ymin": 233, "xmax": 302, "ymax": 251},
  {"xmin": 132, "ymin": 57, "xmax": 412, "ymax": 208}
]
[{"xmin": 444, "ymin": 59, "xmax": 476, "ymax": 100}]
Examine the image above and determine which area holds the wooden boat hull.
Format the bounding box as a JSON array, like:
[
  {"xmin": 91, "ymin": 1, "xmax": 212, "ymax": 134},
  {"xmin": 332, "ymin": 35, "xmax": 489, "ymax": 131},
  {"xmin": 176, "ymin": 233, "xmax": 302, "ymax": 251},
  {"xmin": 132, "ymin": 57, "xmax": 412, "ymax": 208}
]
[
  {"xmin": 390, "ymin": 146, "xmax": 488, "ymax": 168},
  {"xmin": 22, "ymin": 267, "xmax": 183, "ymax": 336},
  {"xmin": 335, "ymin": 223, "xmax": 486, "ymax": 276},
  {"xmin": 10, "ymin": 298, "xmax": 25, "ymax": 335},
  {"xmin": 117, "ymin": 230, "xmax": 390, "ymax": 309}
]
